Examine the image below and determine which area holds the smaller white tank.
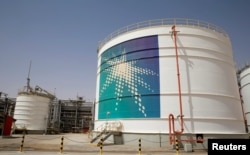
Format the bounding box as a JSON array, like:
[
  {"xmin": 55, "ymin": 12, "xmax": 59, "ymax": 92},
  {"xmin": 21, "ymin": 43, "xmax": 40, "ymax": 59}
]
[
  {"xmin": 14, "ymin": 94, "xmax": 51, "ymax": 131},
  {"xmin": 239, "ymin": 65, "xmax": 250, "ymax": 132}
]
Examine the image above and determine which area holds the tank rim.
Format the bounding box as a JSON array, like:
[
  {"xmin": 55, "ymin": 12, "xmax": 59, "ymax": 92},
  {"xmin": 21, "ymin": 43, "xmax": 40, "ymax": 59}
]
[
  {"xmin": 17, "ymin": 91, "xmax": 54, "ymax": 99},
  {"xmin": 98, "ymin": 18, "xmax": 229, "ymax": 51}
]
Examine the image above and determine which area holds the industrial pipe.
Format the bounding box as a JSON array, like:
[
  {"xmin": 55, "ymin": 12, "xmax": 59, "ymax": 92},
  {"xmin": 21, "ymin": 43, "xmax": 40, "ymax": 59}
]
[{"xmin": 168, "ymin": 25, "xmax": 184, "ymax": 144}]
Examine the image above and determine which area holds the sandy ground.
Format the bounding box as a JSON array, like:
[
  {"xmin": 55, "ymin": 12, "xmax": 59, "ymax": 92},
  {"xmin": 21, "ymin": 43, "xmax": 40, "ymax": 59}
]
[{"xmin": 0, "ymin": 134, "xmax": 207, "ymax": 155}]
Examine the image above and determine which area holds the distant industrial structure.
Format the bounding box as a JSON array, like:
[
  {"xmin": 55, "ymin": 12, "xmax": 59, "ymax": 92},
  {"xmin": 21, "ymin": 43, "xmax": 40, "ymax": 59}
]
[
  {"xmin": 0, "ymin": 93, "xmax": 93, "ymax": 135},
  {"xmin": 0, "ymin": 93, "xmax": 15, "ymax": 136},
  {"xmin": 47, "ymin": 98, "xmax": 93, "ymax": 134},
  {"xmin": 1, "ymin": 62, "xmax": 93, "ymax": 135}
]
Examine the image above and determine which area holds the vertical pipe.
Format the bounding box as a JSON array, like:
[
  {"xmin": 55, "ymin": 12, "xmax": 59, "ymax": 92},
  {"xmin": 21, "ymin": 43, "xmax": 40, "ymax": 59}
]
[
  {"xmin": 59, "ymin": 100, "xmax": 61, "ymax": 131},
  {"xmin": 168, "ymin": 25, "xmax": 184, "ymax": 144},
  {"xmin": 172, "ymin": 25, "xmax": 184, "ymax": 125}
]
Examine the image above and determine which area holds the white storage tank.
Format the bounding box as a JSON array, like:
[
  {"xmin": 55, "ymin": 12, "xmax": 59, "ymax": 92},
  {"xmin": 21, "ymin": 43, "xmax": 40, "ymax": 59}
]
[
  {"xmin": 239, "ymin": 65, "xmax": 250, "ymax": 132},
  {"xmin": 14, "ymin": 86, "xmax": 54, "ymax": 133},
  {"xmin": 95, "ymin": 19, "xmax": 246, "ymax": 137}
]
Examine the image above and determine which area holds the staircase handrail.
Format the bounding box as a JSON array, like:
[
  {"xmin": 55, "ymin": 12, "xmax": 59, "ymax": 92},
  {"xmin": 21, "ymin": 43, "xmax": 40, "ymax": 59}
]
[{"xmin": 95, "ymin": 121, "xmax": 122, "ymax": 132}]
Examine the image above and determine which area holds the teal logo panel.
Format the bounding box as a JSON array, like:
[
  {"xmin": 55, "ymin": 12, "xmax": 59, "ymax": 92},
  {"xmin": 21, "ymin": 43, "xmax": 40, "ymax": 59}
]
[{"xmin": 98, "ymin": 36, "xmax": 160, "ymax": 119}]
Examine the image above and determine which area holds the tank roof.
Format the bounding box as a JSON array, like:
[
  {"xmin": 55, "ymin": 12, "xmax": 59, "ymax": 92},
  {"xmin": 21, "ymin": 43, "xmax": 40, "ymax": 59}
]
[
  {"xmin": 18, "ymin": 85, "xmax": 55, "ymax": 99},
  {"xmin": 237, "ymin": 63, "xmax": 250, "ymax": 74},
  {"xmin": 98, "ymin": 18, "xmax": 229, "ymax": 51}
]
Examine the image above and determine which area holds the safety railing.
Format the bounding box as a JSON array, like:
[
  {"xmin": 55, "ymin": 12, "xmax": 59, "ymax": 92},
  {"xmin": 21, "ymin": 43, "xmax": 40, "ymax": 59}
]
[
  {"xmin": 98, "ymin": 18, "xmax": 229, "ymax": 50},
  {"xmin": 1, "ymin": 133, "xmax": 208, "ymax": 154},
  {"xmin": 3, "ymin": 134, "xmax": 173, "ymax": 154}
]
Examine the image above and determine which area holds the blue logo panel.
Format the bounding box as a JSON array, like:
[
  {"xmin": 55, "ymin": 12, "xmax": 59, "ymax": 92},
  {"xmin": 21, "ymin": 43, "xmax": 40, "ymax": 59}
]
[{"xmin": 98, "ymin": 36, "xmax": 160, "ymax": 119}]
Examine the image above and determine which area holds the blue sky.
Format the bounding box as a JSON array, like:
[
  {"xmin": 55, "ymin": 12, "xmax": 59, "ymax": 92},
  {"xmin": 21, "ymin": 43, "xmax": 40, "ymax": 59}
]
[{"xmin": 0, "ymin": 0, "xmax": 249, "ymax": 100}]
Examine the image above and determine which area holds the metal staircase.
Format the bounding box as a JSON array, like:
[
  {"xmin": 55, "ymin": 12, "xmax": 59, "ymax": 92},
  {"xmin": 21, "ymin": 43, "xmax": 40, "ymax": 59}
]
[
  {"xmin": 90, "ymin": 130, "xmax": 104, "ymax": 143},
  {"xmin": 90, "ymin": 121, "xmax": 122, "ymax": 144}
]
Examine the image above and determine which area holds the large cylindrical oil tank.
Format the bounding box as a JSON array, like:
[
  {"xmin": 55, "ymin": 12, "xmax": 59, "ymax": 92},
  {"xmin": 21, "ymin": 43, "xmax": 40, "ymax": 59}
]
[
  {"xmin": 95, "ymin": 19, "xmax": 245, "ymax": 134},
  {"xmin": 14, "ymin": 94, "xmax": 50, "ymax": 132},
  {"xmin": 239, "ymin": 65, "xmax": 250, "ymax": 132}
]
